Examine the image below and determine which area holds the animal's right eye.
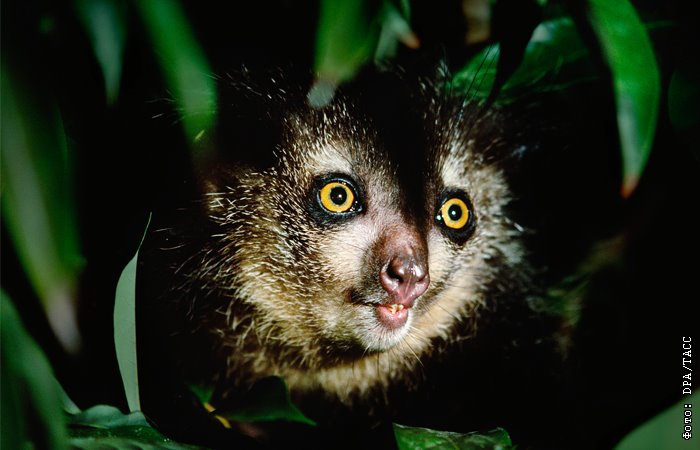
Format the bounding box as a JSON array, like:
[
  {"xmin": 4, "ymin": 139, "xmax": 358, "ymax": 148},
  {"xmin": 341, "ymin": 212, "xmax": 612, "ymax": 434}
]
[
  {"xmin": 319, "ymin": 181, "xmax": 355, "ymax": 213},
  {"xmin": 310, "ymin": 175, "xmax": 364, "ymax": 221}
]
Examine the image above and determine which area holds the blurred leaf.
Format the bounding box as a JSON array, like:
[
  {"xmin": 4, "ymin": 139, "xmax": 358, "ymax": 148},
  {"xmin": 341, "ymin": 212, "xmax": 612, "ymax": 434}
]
[
  {"xmin": 586, "ymin": 0, "xmax": 660, "ymax": 197},
  {"xmin": 311, "ymin": 0, "xmax": 413, "ymax": 107},
  {"xmin": 135, "ymin": 0, "xmax": 217, "ymax": 145},
  {"xmin": 76, "ymin": 0, "xmax": 127, "ymax": 105},
  {"xmin": 1, "ymin": 291, "xmax": 69, "ymax": 450},
  {"xmin": 393, "ymin": 424, "xmax": 513, "ymax": 450},
  {"xmin": 374, "ymin": 2, "xmax": 417, "ymax": 64},
  {"xmin": 314, "ymin": 0, "xmax": 379, "ymax": 85},
  {"xmin": 61, "ymin": 382, "xmax": 82, "ymax": 415},
  {"xmin": 614, "ymin": 392, "xmax": 699, "ymax": 450},
  {"xmin": 216, "ymin": 376, "xmax": 316, "ymax": 426},
  {"xmin": 0, "ymin": 71, "xmax": 84, "ymax": 353},
  {"xmin": 68, "ymin": 405, "xmax": 198, "ymax": 449},
  {"xmin": 114, "ymin": 214, "xmax": 152, "ymax": 412}
]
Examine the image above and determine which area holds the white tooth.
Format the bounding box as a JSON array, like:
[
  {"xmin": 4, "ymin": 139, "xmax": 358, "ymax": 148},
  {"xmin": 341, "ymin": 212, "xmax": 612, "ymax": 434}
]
[
  {"xmin": 397, "ymin": 304, "xmax": 404, "ymax": 311},
  {"xmin": 389, "ymin": 304, "xmax": 398, "ymax": 314}
]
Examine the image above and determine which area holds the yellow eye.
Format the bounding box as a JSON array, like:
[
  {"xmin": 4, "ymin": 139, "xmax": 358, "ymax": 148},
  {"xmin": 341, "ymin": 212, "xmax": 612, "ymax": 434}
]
[
  {"xmin": 438, "ymin": 198, "xmax": 470, "ymax": 229},
  {"xmin": 319, "ymin": 181, "xmax": 355, "ymax": 213}
]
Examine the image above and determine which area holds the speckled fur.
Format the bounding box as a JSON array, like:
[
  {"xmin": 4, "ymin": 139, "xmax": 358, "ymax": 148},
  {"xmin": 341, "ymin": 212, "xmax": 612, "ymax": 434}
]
[{"xmin": 140, "ymin": 69, "xmax": 540, "ymax": 422}]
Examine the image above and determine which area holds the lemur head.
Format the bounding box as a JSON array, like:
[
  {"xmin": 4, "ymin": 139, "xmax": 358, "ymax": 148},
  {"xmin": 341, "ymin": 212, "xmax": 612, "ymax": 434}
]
[{"xmin": 197, "ymin": 70, "xmax": 526, "ymax": 371}]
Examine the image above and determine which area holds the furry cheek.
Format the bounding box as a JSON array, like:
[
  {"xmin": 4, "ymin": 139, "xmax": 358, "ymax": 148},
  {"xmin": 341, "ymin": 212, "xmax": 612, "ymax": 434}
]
[
  {"xmin": 314, "ymin": 219, "xmax": 376, "ymax": 292},
  {"xmin": 406, "ymin": 228, "xmax": 480, "ymax": 340}
]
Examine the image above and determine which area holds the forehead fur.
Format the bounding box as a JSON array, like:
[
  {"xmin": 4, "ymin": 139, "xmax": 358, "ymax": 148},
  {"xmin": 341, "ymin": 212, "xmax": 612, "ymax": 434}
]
[{"xmin": 280, "ymin": 104, "xmax": 386, "ymax": 178}]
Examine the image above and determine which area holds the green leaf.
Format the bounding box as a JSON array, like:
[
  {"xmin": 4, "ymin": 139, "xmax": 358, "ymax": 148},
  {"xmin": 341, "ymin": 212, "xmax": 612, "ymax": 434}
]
[
  {"xmin": 114, "ymin": 214, "xmax": 152, "ymax": 413},
  {"xmin": 1, "ymin": 291, "xmax": 69, "ymax": 450},
  {"xmin": 75, "ymin": 0, "xmax": 128, "ymax": 105},
  {"xmin": 216, "ymin": 376, "xmax": 316, "ymax": 426},
  {"xmin": 452, "ymin": 0, "xmax": 660, "ymax": 195},
  {"xmin": 314, "ymin": 0, "xmax": 379, "ymax": 84},
  {"xmin": 614, "ymin": 392, "xmax": 699, "ymax": 450},
  {"xmin": 69, "ymin": 405, "xmax": 151, "ymax": 429},
  {"xmin": 450, "ymin": 43, "xmax": 500, "ymax": 101},
  {"xmin": 308, "ymin": 0, "xmax": 419, "ymax": 108},
  {"xmin": 0, "ymin": 70, "xmax": 84, "ymax": 353},
  {"xmin": 393, "ymin": 424, "xmax": 513, "ymax": 450},
  {"xmin": 505, "ymin": 17, "xmax": 597, "ymax": 95},
  {"xmin": 451, "ymin": 17, "xmax": 598, "ymax": 102},
  {"xmin": 374, "ymin": 2, "xmax": 417, "ymax": 64},
  {"xmin": 70, "ymin": 435, "xmax": 197, "ymax": 450},
  {"xmin": 311, "ymin": 0, "xmax": 413, "ymax": 107},
  {"xmin": 135, "ymin": 0, "xmax": 217, "ymax": 145},
  {"xmin": 489, "ymin": 0, "xmax": 542, "ymax": 102},
  {"xmin": 68, "ymin": 405, "xmax": 199, "ymax": 450},
  {"xmin": 586, "ymin": 0, "xmax": 660, "ymax": 197}
]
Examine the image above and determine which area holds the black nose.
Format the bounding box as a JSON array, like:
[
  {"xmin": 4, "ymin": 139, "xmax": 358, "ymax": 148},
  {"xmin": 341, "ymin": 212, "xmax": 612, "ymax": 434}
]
[{"xmin": 379, "ymin": 247, "xmax": 430, "ymax": 308}]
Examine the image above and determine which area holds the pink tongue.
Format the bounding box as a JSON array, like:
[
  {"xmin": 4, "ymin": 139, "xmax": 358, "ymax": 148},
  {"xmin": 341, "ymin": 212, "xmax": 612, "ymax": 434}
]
[{"xmin": 375, "ymin": 304, "xmax": 409, "ymax": 329}]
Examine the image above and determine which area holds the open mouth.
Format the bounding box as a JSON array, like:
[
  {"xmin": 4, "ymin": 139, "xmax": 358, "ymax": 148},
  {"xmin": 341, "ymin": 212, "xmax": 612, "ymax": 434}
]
[
  {"xmin": 346, "ymin": 289, "xmax": 415, "ymax": 333},
  {"xmin": 340, "ymin": 292, "xmax": 418, "ymax": 351},
  {"xmin": 375, "ymin": 302, "xmax": 410, "ymax": 329}
]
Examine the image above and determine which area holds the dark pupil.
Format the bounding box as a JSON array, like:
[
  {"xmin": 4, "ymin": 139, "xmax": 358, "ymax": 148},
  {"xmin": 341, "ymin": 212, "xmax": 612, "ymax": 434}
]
[
  {"xmin": 330, "ymin": 186, "xmax": 347, "ymax": 205},
  {"xmin": 448, "ymin": 204, "xmax": 462, "ymax": 221}
]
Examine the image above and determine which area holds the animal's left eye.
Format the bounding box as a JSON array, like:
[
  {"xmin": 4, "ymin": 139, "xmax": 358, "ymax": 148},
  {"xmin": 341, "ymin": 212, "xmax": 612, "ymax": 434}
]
[
  {"xmin": 436, "ymin": 197, "xmax": 470, "ymax": 230},
  {"xmin": 319, "ymin": 181, "xmax": 356, "ymax": 213}
]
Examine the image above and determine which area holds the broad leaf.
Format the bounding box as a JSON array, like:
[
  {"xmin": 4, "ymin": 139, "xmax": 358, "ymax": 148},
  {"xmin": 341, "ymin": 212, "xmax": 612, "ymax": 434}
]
[
  {"xmin": 451, "ymin": 17, "xmax": 598, "ymax": 102},
  {"xmin": 68, "ymin": 405, "xmax": 198, "ymax": 450},
  {"xmin": 614, "ymin": 392, "xmax": 699, "ymax": 450},
  {"xmin": 394, "ymin": 424, "xmax": 513, "ymax": 450}
]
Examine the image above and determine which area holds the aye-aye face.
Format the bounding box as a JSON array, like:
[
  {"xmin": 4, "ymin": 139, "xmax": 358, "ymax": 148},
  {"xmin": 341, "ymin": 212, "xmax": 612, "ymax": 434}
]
[{"xmin": 202, "ymin": 76, "xmax": 525, "ymax": 368}]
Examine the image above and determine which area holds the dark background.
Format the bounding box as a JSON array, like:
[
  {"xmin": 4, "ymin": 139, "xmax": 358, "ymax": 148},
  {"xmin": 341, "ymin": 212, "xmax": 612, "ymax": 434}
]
[{"xmin": 2, "ymin": 0, "xmax": 699, "ymax": 449}]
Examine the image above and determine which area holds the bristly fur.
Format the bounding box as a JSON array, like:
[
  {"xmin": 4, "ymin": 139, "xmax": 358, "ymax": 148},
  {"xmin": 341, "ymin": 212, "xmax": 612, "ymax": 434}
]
[{"xmin": 137, "ymin": 66, "xmax": 562, "ymax": 436}]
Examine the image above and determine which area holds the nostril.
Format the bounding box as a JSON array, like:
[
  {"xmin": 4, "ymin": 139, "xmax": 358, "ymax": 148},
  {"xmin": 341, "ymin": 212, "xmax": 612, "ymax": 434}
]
[
  {"xmin": 388, "ymin": 254, "xmax": 427, "ymax": 281},
  {"xmin": 387, "ymin": 256, "xmax": 409, "ymax": 282},
  {"xmin": 379, "ymin": 253, "xmax": 430, "ymax": 303},
  {"xmin": 379, "ymin": 262, "xmax": 401, "ymax": 294}
]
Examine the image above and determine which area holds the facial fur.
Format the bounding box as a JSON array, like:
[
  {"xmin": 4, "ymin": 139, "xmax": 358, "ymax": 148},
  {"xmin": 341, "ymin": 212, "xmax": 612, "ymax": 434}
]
[{"xmin": 143, "ymin": 71, "xmax": 532, "ymax": 411}]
